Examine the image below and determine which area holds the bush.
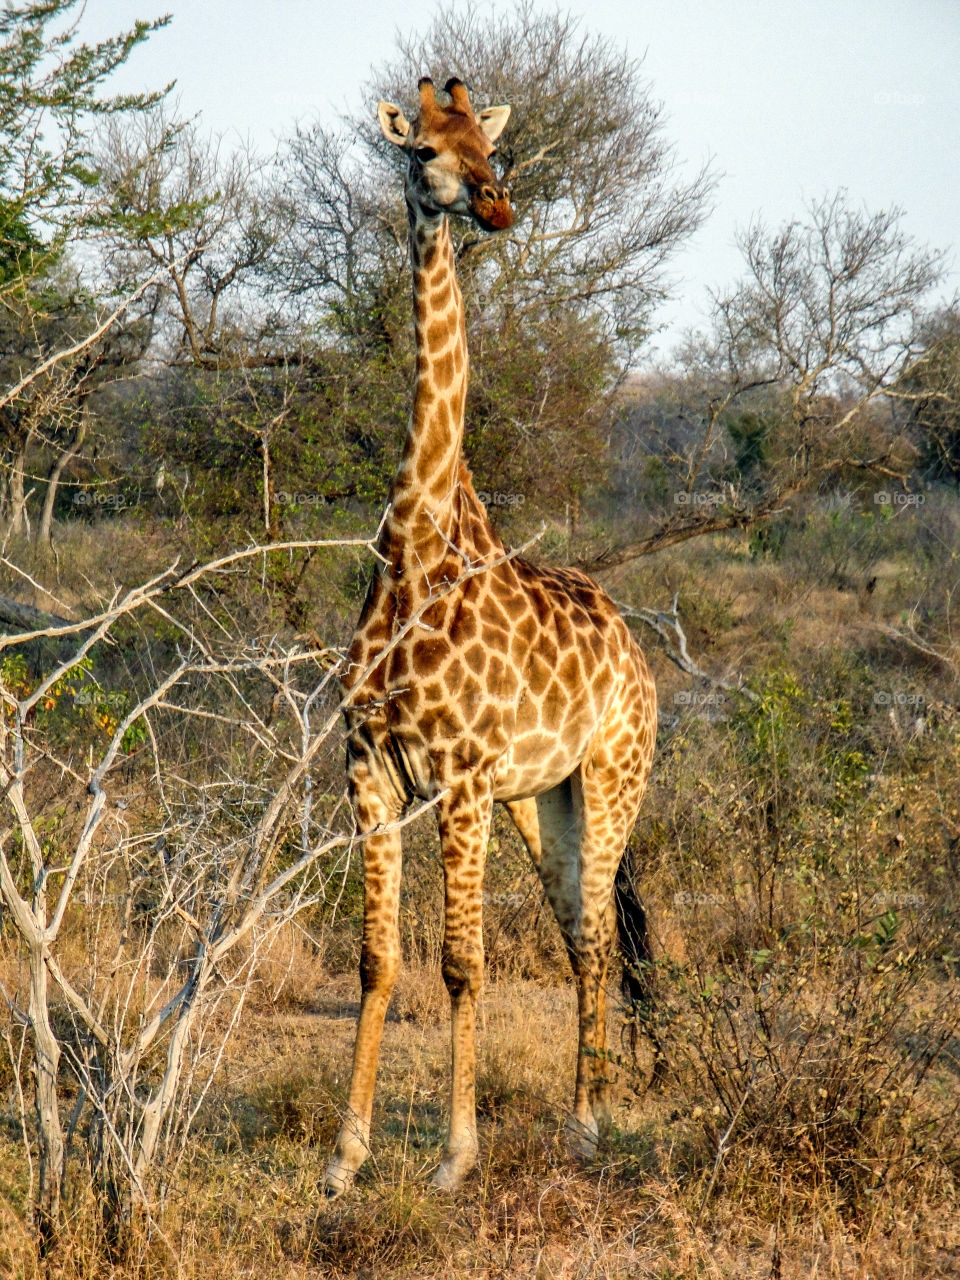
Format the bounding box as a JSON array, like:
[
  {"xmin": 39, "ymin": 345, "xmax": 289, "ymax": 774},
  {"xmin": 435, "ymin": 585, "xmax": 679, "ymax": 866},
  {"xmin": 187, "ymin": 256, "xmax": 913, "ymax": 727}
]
[{"xmin": 629, "ymin": 649, "xmax": 960, "ymax": 1221}]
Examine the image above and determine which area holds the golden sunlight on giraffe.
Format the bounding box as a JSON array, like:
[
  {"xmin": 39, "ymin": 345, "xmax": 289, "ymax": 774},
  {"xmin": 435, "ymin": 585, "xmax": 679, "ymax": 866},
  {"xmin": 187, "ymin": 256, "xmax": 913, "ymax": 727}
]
[{"xmin": 322, "ymin": 76, "xmax": 658, "ymax": 1200}]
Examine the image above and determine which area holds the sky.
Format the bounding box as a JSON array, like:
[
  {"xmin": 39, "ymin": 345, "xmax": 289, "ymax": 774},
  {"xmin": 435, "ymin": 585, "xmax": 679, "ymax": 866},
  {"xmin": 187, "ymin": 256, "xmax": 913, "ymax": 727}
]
[{"xmin": 83, "ymin": 0, "xmax": 958, "ymax": 356}]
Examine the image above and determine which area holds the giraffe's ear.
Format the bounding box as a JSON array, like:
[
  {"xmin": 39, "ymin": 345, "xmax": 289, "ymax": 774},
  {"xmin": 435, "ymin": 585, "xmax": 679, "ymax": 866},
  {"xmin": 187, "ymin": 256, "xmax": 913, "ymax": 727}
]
[
  {"xmin": 478, "ymin": 104, "xmax": 510, "ymax": 143},
  {"xmin": 378, "ymin": 101, "xmax": 411, "ymax": 146}
]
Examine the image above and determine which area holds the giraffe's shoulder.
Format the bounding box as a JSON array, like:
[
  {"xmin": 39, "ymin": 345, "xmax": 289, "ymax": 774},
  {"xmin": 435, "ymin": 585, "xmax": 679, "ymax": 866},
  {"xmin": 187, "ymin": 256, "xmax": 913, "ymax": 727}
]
[{"xmin": 510, "ymin": 557, "xmax": 616, "ymax": 615}]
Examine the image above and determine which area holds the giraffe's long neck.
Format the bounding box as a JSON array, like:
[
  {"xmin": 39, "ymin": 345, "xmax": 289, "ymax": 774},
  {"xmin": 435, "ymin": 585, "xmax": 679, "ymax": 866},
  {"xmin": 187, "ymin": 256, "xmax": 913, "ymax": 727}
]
[{"xmin": 388, "ymin": 209, "xmax": 468, "ymax": 553}]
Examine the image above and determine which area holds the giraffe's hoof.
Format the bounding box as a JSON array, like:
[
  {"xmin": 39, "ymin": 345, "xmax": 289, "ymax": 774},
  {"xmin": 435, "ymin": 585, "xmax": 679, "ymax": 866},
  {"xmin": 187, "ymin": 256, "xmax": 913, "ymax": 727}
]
[
  {"xmin": 431, "ymin": 1143, "xmax": 478, "ymax": 1192},
  {"xmin": 321, "ymin": 1160, "xmax": 356, "ymax": 1202},
  {"xmin": 565, "ymin": 1113, "xmax": 599, "ymax": 1161}
]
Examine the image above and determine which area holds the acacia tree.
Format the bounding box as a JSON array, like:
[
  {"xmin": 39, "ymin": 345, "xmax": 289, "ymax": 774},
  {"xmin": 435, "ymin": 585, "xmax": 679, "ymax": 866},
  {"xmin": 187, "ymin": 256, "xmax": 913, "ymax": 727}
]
[
  {"xmin": 0, "ymin": 2, "xmax": 170, "ymax": 541},
  {"xmin": 900, "ymin": 307, "xmax": 960, "ymax": 486},
  {"xmin": 590, "ymin": 194, "xmax": 945, "ymax": 568},
  {"xmin": 0, "ymin": 536, "xmax": 360, "ymax": 1246},
  {"xmin": 271, "ymin": 4, "xmax": 711, "ymax": 521},
  {"xmin": 93, "ymin": 111, "xmax": 338, "ymax": 540},
  {"xmin": 96, "ymin": 110, "xmax": 290, "ymax": 370}
]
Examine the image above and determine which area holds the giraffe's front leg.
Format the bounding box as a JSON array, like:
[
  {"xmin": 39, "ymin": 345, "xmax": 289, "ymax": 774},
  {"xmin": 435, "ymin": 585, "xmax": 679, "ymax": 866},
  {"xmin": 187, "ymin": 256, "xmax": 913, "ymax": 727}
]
[
  {"xmin": 323, "ymin": 768, "xmax": 403, "ymax": 1200},
  {"xmin": 432, "ymin": 780, "xmax": 494, "ymax": 1192}
]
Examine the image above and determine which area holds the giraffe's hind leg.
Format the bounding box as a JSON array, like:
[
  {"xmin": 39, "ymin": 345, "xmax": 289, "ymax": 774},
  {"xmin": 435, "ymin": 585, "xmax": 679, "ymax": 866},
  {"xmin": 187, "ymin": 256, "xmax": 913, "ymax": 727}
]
[
  {"xmin": 506, "ymin": 751, "xmax": 651, "ymax": 1157},
  {"xmin": 506, "ymin": 782, "xmax": 615, "ymax": 1156},
  {"xmin": 572, "ymin": 756, "xmax": 651, "ymax": 1150}
]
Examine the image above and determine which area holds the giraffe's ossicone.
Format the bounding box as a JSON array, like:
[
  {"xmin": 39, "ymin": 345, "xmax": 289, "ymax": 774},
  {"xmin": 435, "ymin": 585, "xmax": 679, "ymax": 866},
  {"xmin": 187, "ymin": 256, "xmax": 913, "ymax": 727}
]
[{"xmin": 323, "ymin": 76, "xmax": 657, "ymax": 1200}]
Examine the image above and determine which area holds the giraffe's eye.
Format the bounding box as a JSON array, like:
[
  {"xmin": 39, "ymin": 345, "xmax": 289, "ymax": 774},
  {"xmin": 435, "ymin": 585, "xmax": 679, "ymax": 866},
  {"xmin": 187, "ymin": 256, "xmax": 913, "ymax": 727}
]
[{"xmin": 415, "ymin": 145, "xmax": 437, "ymax": 163}]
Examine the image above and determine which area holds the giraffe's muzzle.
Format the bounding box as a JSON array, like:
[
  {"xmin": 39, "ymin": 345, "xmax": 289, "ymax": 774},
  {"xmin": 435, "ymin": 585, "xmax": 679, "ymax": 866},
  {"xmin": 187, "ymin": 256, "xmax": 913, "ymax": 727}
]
[{"xmin": 471, "ymin": 183, "xmax": 513, "ymax": 231}]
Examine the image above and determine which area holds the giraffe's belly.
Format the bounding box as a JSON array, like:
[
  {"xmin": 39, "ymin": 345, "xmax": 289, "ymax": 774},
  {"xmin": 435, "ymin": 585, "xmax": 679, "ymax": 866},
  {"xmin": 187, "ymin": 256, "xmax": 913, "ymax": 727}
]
[
  {"xmin": 491, "ymin": 751, "xmax": 585, "ymax": 802},
  {"xmin": 489, "ymin": 692, "xmax": 604, "ymax": 801},
  {"xmin": 373, "ymin": 680, "xmax": 601, "ymax": 804}
]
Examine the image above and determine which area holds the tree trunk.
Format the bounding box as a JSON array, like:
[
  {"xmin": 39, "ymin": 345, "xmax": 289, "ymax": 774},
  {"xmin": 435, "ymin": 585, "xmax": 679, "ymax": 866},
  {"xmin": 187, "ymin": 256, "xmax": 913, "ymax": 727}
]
[
  {"xmin": 87, "ymin": 952, "xmax": 209, "ymax": 1256},
  {"xmin": 1, "ymin": 425, "xmax": 36, "ymax": 540},
  {"xmin": 38, "ymin": 417, "xmax": 86, "ymax": 547},
  {"xmin": 28, "ymin": 938, "xmax": 65, "ymax": 1250},
  {"xmin": 89, "ymin": 1082, "xmax": 135, "ymax": 1259},
  {"xmin": 565, "ymin": 492, "xmax": 580, "ymax": 551},
  {"xmin": 261, "ymin": 427, "xmax": 273, "ymax": 538},
  {"xmin": 4, "ymin": 457, "xmax": 29, "ymax": 537}
]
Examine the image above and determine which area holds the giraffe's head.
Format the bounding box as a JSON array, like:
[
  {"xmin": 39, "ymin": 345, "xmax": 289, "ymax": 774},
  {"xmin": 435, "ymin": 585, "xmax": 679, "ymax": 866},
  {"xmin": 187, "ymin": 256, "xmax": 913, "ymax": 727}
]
[{"xmin": 378, "ymin": 77, "xmax": 513, "ymax": 232}]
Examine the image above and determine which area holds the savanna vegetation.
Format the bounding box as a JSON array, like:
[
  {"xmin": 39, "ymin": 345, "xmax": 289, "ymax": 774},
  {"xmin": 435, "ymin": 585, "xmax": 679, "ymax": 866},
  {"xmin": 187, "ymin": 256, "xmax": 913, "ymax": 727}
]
[{"xmin": 1, "ymin": 3, "xmax": 958, "ymax": 1276}]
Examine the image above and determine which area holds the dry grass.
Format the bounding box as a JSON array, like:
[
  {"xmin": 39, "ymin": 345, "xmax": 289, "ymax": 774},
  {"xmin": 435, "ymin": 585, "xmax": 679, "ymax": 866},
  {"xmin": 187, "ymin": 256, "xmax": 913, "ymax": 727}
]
[
  {"xmin": 3, "ymin": 509, "xmax": 960, "ymax": 1276},
  {"xmin": 4, "ymin": 973, "xmax": 959, "ymax": 1279}
]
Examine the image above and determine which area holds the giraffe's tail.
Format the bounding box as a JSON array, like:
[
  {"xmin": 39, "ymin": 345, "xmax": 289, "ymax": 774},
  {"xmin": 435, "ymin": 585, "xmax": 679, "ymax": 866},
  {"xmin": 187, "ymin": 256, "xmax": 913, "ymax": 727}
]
[{"xmin": 614, "ymin": 862, "xmax": 665, "ymax": 1077}]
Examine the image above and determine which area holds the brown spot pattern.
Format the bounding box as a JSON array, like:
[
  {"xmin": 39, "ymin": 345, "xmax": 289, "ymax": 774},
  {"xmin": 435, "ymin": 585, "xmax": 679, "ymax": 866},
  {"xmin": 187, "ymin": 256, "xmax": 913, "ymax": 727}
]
[{"xmin": 327, "ymin": 79, "xmax": 658, "ymax": 1204}]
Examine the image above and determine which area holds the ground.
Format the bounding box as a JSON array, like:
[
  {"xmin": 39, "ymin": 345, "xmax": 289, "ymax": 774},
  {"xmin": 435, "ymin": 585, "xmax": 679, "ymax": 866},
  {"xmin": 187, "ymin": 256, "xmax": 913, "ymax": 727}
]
[{"xmin": 4, "ymin": 970, "xmax": 952, "ymax": 1279}]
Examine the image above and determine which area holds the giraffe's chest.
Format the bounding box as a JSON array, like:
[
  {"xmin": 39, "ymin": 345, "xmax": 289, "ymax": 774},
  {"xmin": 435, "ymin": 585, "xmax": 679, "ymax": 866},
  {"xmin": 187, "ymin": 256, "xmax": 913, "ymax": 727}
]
[
  {"xmin": 344, "ymin": 578, "xmax": 523, "ymax": 779},
  {"xmin": 342, "ymin": 563, "xmax": 620, "ymax": 797}
]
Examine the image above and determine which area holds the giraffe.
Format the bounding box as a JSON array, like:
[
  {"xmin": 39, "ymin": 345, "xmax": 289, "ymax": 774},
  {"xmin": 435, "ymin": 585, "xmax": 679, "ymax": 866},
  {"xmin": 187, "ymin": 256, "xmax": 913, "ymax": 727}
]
[{"xmin": 323, "ymin": 76, "xmax": 658, "ymax": 1199}]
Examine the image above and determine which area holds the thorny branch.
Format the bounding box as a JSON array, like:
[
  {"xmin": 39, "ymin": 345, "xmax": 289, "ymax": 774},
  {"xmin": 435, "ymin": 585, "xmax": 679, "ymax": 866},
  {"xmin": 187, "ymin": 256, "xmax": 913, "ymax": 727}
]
[{"xmin": 0, "ymin": 519, "xmax": 521, "ymax": 1218}]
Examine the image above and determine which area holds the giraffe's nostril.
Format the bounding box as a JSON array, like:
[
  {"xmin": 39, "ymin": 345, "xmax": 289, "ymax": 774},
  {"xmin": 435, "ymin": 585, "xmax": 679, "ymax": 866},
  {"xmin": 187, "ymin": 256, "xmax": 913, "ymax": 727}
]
[{"xmin": 480, "ymin": 185, "xmax": 500, "ymax": 203}]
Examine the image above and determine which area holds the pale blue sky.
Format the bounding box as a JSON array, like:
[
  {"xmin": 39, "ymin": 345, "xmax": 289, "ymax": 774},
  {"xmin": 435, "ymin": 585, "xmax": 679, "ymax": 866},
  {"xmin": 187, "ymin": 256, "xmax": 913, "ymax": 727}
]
[{"xmin": 85, "ymin": 0, "xmax": 958, "ymax": 355}]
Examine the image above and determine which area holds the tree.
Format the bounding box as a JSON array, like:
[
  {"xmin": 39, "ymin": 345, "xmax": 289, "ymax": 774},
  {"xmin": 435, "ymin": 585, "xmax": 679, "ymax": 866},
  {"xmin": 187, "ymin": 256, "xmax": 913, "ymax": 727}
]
[
  {"xmin": 0, "ymin": 535, "xmax": 374, "ymax": 1249},
  {"xmin": 378, "ymin": 5, "xmax": 709, "ymax": 342},
  {"xmin": 96, "ymin": 110, "xmax": 290, "ymax": 370},
  {"xmin": 585, "ymin": 194, "xmax": 945, "ymax": 568},
  {"xmin": 94, "ymin": 112, "xmax": 364, "ymax": 543},
  {"xmin": 900, "ymin": 307, "xmax": 960, "ymax": 485},
  {"xmin": 270, "ymin": 4, "xmax": 711, "ymax": 521},
  {"xmin": 0, "ymin": 1, "xmax": 169, "ymax": 542}
]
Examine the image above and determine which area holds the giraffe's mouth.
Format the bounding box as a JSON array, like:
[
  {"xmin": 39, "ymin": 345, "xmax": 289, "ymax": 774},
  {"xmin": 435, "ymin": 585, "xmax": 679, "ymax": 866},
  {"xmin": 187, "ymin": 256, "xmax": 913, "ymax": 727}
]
[{"xmin": 470, "ymin": 190, "xmax": 513, "ymax": 232}]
